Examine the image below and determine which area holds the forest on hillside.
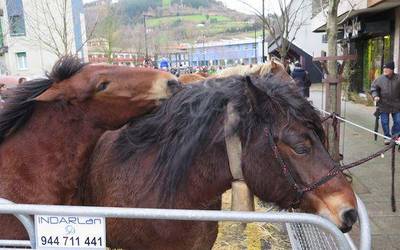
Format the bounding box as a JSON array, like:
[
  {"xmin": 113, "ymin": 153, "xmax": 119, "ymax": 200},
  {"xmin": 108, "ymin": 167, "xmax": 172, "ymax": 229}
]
[{"xmin": 84, "ymin": 0, "xmax": 259, "ymax": 59}]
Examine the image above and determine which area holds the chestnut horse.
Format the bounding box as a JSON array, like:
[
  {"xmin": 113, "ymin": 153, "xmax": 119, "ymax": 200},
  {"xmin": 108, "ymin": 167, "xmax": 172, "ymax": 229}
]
[
  {"xmin": 84, "ymin": 74, "xmax": 357, "ymax": 249},
  {"xmin": 178, "ymin": 73, "xmax": 206, "ymax": 84},
  {"xmin": 178, "ymin": 60, "xmax": 290, "ymax": 85},
  {"xmin": 0, "ymin": 56, "xmax": 179, "ymax": 239}
]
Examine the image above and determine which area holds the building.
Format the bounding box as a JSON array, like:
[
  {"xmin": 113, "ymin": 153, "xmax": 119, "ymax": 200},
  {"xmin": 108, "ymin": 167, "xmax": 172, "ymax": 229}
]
[
  {"xmin": 0, "ymin": 0, "xmax": 88, "ymax": 78},
  {"xmin": 312, "ymin": 0, "xmax": 400, "ymax": 92},
  {"xmin": 163, "ymin": 38, "xmax": 265, "ymax": 68},
  {"xmin": 84, "ymin": 0, "xmax": 119, "ymax": 7},
  {"xmin": 87, "ymin": 38, "xmax": 145, "ymax": 66},
  {"xmin": 267, "ymin": 0, "xmax": 326, "ymax": 83}
]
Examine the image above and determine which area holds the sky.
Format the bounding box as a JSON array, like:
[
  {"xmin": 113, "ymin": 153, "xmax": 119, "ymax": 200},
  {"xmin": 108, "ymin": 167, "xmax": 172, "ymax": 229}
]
[
  {"xmin": 82, "ymin": 0, "xmax": 281, "ymax": 15},
  {"xmin": 217, "ymin": 0, "xmax": 280, "ymax": 15}
]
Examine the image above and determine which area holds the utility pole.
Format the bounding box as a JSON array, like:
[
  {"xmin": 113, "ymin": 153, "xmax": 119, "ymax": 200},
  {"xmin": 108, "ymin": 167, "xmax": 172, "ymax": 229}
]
[
  {"xmin": 143, "ymin": 14, "xmax": 150, "ymax": 61},
  {"xmin": 202, "ymin": 33, "xmax": 205, "ymax": 66},
  {"xmin": 262, "ymin": 0, "xmax": 265, "ymax": 62},
  {"xmin": 254, "ymin": 23, "xmax": 257, "ymax": 63}
]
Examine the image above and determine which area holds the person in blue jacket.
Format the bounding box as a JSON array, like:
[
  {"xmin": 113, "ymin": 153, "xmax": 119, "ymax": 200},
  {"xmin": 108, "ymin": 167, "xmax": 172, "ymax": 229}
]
[{"xmin": 291, "ymin": 62, "xmax": 311, "ymax": 98}]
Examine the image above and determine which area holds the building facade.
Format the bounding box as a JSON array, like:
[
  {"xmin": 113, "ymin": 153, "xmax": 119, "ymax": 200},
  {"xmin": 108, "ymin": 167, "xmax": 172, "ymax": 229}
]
[
  {"xmin": 164, "ymin": 38, "xmax": 265, "ymax": 68},
  {"xmin": 312, "ymin": 0, "xmax": 400, "ymax": 92},
  {"xmin": 87, "ymin": 38, "xmax": 145, "ymax": 66},
  {"xmin": 0, "ymin": 0, "xmax": 88, "ymax": 78}
]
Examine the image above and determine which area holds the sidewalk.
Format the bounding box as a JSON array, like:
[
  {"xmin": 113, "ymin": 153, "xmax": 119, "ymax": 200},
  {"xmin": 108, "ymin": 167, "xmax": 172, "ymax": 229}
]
[{"xmin": 310, "ymin": 85, "xmax": 400, "ymax": 250}]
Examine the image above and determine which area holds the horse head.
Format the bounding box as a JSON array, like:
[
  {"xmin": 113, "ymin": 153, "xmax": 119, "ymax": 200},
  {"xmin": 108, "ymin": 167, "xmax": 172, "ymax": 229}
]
[
  {"xmin": 34, "ymin": 56, "xmax": 180, "ymax": 129},
  {"xmin": 235, "ymin": 75, "xmax": 357, "ymax": 232}
]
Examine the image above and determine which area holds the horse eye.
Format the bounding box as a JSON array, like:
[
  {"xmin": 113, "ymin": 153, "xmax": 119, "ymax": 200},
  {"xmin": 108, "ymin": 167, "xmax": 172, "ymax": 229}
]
[
  {"xmin": 97, "ymin": 81, "xmax": 110, "ymax": 92},
  {"xmin": 293, "ymin": 144, "xmax": 310, "ymax": 155}
]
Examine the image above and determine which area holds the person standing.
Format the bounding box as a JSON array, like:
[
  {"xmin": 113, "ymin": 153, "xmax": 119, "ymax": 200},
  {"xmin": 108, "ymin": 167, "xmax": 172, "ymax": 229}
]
[
  {"xmin": 371, "ymin": 62, "xmax": 400, "ymax": 144},
  {"xmin": 291, "ymin": 62, "xmax": 311, "ymax": 98}
]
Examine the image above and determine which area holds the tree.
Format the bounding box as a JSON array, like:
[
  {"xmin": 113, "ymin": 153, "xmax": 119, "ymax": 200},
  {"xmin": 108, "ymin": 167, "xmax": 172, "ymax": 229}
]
[
  {"xmin": 325, "ymin": 0, "xmax": 341, "ymax": 160},
  {"xmin": 239, "ymin": 0, "xmax": 311, "ymax": 62},
  {"xmin": 95, "ymin": 5, "xmax": 122, "ymax": 63},
  {"xmin": 21, "ymin": 0, "xmax": 97, "ymax": 58}
]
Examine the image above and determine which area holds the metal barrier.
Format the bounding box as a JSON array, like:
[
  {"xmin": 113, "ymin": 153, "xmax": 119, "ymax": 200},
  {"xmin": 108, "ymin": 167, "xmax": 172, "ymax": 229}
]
[
  {"xmin": 0, "ymin": 195, "xmax": 369, "ymax": 250},
  {"xmin": 286, "ymin": 195, "xmax": 370, "ymax": 250}
]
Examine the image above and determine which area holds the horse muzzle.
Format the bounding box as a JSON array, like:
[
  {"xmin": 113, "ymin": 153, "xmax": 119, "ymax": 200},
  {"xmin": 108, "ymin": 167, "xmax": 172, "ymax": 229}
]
[{"xmin": 339, "ymin": 208, "xmax": 358, "ymax": 233}]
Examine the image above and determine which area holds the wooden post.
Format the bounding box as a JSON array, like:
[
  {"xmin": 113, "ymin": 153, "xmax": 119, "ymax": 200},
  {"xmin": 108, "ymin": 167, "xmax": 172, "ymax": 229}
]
[{"xmin": 313, "ymin": 54, "xmax": 357, "ymax": 161}]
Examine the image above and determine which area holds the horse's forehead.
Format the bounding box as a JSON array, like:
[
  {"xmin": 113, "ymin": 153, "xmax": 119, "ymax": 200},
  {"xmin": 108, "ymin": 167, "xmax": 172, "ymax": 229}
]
[
  {"xmin": 56, "ymin": 65, "xmax": 154, "ymax": 92},
  {"xmin": 80, "ymin": 65, "xmax": 166, "ymax": 79}
]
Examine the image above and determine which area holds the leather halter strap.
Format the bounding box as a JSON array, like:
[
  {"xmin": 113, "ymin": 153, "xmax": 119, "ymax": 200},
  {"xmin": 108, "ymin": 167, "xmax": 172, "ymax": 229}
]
[
  {"xmin": 265, "ymin": 128, "xmax": 340, "ymax": 205},
  {"xmin": 265, "ymin": 127, "xmax": 397, "ymax": 207}
]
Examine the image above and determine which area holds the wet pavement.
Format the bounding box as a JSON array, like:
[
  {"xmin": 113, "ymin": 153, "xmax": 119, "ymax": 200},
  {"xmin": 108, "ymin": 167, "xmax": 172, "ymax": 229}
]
[{"xmin": 310, "ymin": 84, "xmax": 400, "ymax": 250}]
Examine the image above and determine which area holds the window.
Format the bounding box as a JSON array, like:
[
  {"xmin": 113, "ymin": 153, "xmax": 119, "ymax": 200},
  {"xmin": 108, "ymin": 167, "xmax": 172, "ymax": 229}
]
[
  {"xmin": 16, "ymin": 52, "xmax": 27, "ymax": 70},
  {"xmin": 9, "ymin": 15, "xmax": 25, "ymax": 35},
  {"xmin": 6, "ymin": 0, "xmax": 26, "ymax": 36}
]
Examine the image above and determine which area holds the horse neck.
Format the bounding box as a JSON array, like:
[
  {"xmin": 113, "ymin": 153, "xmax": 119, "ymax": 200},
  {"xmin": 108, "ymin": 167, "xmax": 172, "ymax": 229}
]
[
  {"xmin": 27, "ymin": 101, "xmax": 103, "ymax": 142},
  {"xmin": 175, "ymin": 142, "xmax": 233, "ymax": 208},
  {"xmin": 0, "ymin": 102, "xmax": 104, "ymax": 204}
]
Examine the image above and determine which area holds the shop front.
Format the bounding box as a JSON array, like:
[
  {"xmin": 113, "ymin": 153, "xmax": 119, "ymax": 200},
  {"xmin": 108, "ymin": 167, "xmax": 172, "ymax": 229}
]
[{"xmin": 348, "ymin": 9, "xmax": 395, "ymax": 93}]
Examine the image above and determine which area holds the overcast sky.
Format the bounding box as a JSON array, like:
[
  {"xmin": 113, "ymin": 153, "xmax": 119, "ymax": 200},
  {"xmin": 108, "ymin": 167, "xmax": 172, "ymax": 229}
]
[
  {"xmin": 82, "ymin": 0, "xmax": 280, "ymax": 15},
  {"xmin": 217, "ymin": 0, "xmax": 280, "ymax": 15}
]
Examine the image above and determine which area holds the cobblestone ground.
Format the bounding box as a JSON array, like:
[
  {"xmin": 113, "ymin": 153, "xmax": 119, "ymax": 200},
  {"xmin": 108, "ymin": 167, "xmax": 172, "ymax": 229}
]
[{"xmin": 310, "ymin": 84, "xmax": 400, "ymax": 250}]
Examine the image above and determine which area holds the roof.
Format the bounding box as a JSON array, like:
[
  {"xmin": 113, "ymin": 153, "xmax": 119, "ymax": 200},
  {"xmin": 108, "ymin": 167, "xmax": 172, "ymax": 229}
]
[{"xmin": 192, "ymin": 37, "xmax": 262, "ymax": 49}]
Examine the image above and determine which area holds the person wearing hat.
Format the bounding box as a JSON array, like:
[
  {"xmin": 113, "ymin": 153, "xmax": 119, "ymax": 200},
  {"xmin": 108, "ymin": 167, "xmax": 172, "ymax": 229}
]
[
  {"xmin": 371, "ymin": 61, "xmax": 400, "ymax": 144},
  {"xmin": 291, "ymin": 62, "xmax": 311, "ymax": 98}
]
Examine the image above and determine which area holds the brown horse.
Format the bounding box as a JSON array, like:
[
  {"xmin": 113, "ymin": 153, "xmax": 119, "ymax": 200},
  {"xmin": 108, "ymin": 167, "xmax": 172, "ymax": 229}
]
[
  {"xmin": 178, "ymin": 60, "xmax": 291, "ymax": 85},
  {"xmin": 178, "ymin": 73, "xmax": 206, "ymax": 84},
  {"xmin": 0, "ymin": 56, "xmax": 179, "ymax": 239},
  {"xmin": 84, "ymin": 74, "xmax": 357, "ymax": 249}
]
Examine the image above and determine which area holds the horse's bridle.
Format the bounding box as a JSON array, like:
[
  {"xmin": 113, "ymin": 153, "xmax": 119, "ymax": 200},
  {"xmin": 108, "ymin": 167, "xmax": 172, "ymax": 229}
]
[{"xmin": 265, "ymin": 127, "xmax": 396, "ymax": 207}]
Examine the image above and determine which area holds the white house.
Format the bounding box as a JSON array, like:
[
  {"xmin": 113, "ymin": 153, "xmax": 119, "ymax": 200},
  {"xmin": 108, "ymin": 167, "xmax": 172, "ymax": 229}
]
[{"xmin": 0, "ymin": 0, "xmax": 88, "ymax": 78}]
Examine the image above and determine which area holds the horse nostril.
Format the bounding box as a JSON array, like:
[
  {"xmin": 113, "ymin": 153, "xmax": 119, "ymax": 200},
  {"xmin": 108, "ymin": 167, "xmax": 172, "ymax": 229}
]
[{"xmin": 342, "ymin": 209, "xmax": 358, "ymax": 227}]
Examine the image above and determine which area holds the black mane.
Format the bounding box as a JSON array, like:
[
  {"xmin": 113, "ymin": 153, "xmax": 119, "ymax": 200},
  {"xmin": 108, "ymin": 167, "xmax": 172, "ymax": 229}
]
[
  {"xmin": 115, "ymin": 75, "xmax": 324, "ymax": 203},
  {"xmin": 0, "ymin": 56, "xmax": 87, "ymax": 143}
]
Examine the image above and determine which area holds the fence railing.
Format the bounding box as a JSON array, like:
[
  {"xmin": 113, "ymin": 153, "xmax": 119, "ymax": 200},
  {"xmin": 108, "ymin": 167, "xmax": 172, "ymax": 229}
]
[{"xmin": 0, "ymin": 195, "xmax": 369, "ymax": 250}]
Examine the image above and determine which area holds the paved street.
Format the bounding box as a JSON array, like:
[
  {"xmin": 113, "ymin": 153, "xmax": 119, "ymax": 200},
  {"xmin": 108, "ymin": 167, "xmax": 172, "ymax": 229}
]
[{"xmin": 310, "ymin": 85, "xmax": 400, "ymax": 250}]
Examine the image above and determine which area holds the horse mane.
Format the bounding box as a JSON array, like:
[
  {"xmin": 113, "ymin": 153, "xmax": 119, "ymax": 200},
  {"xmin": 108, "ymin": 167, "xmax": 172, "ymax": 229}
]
[
  {"xmin": 0, "ymin": 56, "xmax": 87, "ymax": 143},
  {"xmin": 115, "ymin": 74, "xmax": 324, "ymax": 204},
  {"xmin": 217, "ymin": 60, "xmax": 284, "ymax": 78}
]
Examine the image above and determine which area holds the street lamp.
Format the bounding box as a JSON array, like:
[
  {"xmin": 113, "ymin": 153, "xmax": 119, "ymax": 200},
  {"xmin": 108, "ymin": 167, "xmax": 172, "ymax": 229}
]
[
  {"xmin": 250, "ymin": 20, "xmax": 257, "ymax": 64},
  {"xmin": 143, "ymin": 14, "xmax": 153, "ymax": 62},
  {"xmin": 202, "ymin": 34, "xmax": 205, "ymax": 66}
]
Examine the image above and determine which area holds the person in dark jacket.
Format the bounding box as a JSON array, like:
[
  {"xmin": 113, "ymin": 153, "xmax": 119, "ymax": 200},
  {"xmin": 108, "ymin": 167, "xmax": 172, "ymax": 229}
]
[
  {"xmin": 291, "ymin": 62, "xmax": 311, "ymax": 98},
  {"xmin": 370, "ymin": 61, "xmax": 400, "ymax": 144}
]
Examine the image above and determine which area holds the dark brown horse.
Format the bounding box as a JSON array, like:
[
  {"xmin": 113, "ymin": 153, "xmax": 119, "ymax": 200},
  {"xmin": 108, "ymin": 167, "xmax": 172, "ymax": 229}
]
[
  {"xmin": 0, "ymin": 56, "xmax": 179, "ymax": 239},
  {"xmin": 84, "ymin": 74, "xmax": 357, "ymax": 250}
]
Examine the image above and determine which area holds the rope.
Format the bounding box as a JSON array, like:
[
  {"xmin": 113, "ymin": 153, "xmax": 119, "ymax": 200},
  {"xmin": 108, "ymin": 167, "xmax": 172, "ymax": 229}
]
[
  {"xmin": 316, "ymin": 107, "xmax": 400, "ymax": 144},
  {"xmin": 317, "ymin": 107, "xmax": 398, "ymax": 212}
]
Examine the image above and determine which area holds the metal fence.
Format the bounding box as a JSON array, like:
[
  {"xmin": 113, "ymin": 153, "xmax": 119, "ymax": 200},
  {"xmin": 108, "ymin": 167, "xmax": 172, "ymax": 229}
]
[{"xmin": 0, "ymin": 195, "xmax": 369, "ymax": 250}]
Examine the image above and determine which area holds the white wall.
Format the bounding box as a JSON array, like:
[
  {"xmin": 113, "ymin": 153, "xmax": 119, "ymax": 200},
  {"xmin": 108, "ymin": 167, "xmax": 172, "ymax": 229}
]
[
  {"xmin": 290, "ymin": 0, "xmax": 327, "ymax": 57},
  {"xmin": 312, "ymin": 0, "xmax": 368, "ymax": 31},
  {"xmin": 1, "ymin": 0, "xmax": 85, "ymax": 77}
]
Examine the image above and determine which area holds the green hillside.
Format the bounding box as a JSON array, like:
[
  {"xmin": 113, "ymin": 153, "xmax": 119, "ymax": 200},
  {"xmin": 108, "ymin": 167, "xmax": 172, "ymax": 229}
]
[{"xmin": 85, "ymin": 0, "xmax": 262, "ymax": 53}]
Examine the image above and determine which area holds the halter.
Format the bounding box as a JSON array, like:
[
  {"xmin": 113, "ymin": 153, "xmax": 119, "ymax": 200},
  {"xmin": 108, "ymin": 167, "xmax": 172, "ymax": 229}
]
[{"xmin": 265, "ymin": 127, "xmax": 396, "ymax": 207}]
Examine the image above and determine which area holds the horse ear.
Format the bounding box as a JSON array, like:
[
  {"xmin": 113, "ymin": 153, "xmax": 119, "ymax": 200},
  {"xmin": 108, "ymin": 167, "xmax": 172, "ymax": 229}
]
[
  {"xmin": 271, "ymin": 59, "xmax": 278, "ymax": 69},
  {"xmin": 245, "ymin": 75, "xmax": 264, "ymax": 111},
  {"xmin": 35, "ymin": 87, "xmax": 63, "ymax": 102}
]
